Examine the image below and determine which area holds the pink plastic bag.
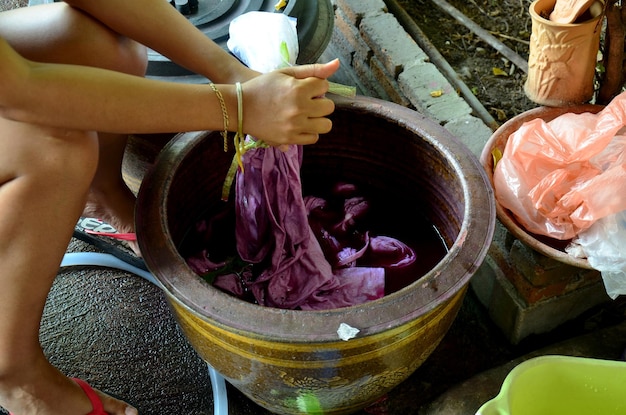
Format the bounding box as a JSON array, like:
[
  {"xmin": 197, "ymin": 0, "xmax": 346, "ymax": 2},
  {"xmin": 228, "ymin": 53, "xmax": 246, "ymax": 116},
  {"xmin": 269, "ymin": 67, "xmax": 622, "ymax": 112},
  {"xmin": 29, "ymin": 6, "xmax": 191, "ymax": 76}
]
[{"xmin": 493, "ymin": 91, "xmax": 626, "ymax": 240}]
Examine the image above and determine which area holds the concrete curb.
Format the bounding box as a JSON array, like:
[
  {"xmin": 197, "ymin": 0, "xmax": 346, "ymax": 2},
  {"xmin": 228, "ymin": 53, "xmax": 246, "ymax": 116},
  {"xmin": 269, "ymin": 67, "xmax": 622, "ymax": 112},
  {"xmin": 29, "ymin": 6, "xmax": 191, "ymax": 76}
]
[{"xmin": 321, "ymin": 0, "xmax": 494, "ymax": 157}]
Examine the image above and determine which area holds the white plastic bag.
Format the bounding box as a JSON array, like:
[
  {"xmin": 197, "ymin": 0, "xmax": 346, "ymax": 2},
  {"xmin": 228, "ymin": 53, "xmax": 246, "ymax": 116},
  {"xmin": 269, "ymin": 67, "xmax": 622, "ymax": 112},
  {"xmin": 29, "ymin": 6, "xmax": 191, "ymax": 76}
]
[
  {"xmin": 227, "ymin": 10, "xmax": 356, "ymax": 98},
  {"xmin": 566, "ymin": 210, "xmax": 626, "ymax": 299},
  {"xmin": 227, "ymin": 11, "xmax": 299, "ymax": 72}
]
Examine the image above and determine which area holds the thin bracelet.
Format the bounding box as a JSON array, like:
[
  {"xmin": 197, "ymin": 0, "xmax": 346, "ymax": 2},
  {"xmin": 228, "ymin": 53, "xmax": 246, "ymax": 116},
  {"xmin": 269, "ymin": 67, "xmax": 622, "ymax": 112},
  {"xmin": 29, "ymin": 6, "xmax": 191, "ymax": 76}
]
[
  {"xmin": 236, "ymin": 82, "xmax": 243, "ymax": 137},
  {"xmin": 234, "ymin": 82, "xmax": 245, "ymax": 170},
  {"xmin": 209, "ymin": 83, "xmax": 229, "ymax": 152}
]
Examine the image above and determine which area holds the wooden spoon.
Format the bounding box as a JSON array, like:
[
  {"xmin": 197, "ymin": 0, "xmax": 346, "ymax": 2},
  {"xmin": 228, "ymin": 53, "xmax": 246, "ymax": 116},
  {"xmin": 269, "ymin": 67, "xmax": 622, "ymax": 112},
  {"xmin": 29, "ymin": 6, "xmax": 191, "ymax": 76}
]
[{"xmin": 550, "ymin": 0, "xmax": 596, "ymax": 23}]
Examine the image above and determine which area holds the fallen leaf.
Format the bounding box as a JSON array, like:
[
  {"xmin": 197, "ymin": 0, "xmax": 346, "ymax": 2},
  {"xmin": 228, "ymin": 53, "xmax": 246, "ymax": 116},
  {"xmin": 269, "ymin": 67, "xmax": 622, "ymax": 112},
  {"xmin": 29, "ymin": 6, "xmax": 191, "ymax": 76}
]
[
  {"xmin": 491, "ymin": 107, "xmax": 507, "ymax": 121},
  {"xmin": 492, "ymin": 67, "xmax": 508, "ymax": 76},
  {"xmin": 491, "ymin": 147, "xmax": 503, "ymax": 170}
]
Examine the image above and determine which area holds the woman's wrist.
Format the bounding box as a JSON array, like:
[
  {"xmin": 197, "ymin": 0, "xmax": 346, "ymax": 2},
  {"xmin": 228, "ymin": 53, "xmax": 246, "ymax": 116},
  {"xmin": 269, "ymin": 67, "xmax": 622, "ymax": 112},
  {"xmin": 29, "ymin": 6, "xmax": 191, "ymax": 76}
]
[{"xmin": 202, "ymin": 59, "xmax": 258, "ymax": 85}]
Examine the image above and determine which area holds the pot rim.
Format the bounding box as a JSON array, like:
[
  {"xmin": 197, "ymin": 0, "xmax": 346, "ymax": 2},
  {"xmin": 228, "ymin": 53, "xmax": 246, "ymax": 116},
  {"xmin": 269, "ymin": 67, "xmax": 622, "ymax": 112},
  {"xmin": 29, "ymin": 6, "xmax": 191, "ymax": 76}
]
[
  {"xmin": 529, "ymin": 0, "xmax": 605, "ymax": 27},
  {"xmin": 137, "ymin": 95, "xmax": 496, "ymax": 342}
]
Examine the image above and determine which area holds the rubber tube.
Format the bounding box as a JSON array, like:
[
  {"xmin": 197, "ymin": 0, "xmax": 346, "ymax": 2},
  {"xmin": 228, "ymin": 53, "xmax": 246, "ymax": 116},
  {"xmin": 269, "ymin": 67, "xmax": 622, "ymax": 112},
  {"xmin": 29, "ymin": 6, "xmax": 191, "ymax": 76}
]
[
  {"xmin": 60, "ymin": 252, "xmax": 229, "ymax": 415},
  {"xmin": 61, "ymin": 252, "xmax": 161, "ymax": 287},
  {"xmin": 208, "ymin": 364, "xmax": 228, "ymax": 415}
]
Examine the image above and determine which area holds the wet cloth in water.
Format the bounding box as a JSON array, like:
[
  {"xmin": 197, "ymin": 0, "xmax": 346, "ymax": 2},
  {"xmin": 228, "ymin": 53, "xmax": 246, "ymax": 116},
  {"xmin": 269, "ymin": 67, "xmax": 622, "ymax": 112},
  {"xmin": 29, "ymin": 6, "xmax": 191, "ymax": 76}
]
[
  {"xmin": 185, "ymin": 143, "xmax": 419, "ymax": 310},
  {"xmin": 228, "ymin": 144, "xmax": 386, "ymax": 310}
]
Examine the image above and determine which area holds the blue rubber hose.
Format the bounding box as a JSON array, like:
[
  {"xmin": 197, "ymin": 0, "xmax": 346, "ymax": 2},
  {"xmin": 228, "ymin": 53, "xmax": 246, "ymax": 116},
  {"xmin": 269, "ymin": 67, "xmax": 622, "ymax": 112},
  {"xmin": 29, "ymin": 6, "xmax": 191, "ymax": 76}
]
[{"xmin": 61, "ymin": 252, "xmax": 229, "ymax": 415}]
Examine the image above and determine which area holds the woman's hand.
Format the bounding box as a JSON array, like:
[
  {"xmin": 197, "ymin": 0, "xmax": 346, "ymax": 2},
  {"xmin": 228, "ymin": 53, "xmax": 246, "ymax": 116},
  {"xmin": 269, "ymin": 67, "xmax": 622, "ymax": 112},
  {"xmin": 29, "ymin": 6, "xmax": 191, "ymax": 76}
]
[{"xmin": 241, "ymin": 59, "xmax": 341, "ymax": 147}]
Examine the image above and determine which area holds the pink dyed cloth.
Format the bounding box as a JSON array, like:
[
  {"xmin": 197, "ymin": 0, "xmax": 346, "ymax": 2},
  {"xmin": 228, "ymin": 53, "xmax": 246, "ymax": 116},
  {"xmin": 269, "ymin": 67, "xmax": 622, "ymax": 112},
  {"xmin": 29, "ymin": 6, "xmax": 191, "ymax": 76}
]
[
  {"xmin": 187, "ymin": 145, "xmax": 417, "ymax": 310},
  {"xmin": 233, "ymin": 145, "xmax": 383, "ymax": 310}
]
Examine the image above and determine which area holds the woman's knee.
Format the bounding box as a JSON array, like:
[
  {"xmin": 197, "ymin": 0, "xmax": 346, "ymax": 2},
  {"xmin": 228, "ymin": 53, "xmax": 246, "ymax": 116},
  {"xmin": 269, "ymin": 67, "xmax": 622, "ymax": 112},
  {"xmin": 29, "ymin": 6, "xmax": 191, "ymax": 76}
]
[
  {"xmin": 0, "ymin": 120, "xmax": 99, "ymax": 193},
  {"xmin": 36, "ymin": 130, "xmax": 100, "ymax": 192},
  {"xmin": 116, "ymin": 38, "xmax": 149, "ymax": 77},
  {"xmin": 0, "ymin": 3, "xmax": 147, "ymax": 76},
  {"xmin": 53, "ymin": 3, "xmax": 148, "ymax": 76}
]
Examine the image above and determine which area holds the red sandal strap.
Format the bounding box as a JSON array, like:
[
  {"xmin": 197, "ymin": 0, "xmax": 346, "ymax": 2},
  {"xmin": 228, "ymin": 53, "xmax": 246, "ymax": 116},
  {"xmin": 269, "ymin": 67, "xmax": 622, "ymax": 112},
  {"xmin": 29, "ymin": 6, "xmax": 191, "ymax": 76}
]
[
  {"xmin": 72, "ymin": 378, "xmax": 106, "ymax": 415},
  {"xmin": 85, "ymin": 229, "xmax": 137, "ymax": 241},
  {"xmin": 8, "ymin": 378, "xmax": 106, "ymax": 415}
]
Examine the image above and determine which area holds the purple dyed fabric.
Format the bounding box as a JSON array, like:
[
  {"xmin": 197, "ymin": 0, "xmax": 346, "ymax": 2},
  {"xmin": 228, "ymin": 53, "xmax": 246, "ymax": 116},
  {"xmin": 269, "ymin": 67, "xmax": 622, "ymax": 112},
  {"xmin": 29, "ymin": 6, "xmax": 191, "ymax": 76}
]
[
  {"xmin": 233, "ymin": 145, "xmax": 384, "ymax": 310},
  {"xmin": 186, "ymin": 144, "xmax": 419, "ymax": 311}
]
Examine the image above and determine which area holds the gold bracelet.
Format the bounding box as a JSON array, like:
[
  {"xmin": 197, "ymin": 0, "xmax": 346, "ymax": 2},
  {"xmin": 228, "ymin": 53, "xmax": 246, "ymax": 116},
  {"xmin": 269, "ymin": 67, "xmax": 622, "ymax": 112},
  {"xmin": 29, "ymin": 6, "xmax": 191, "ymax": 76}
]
[
  {"xmin": 233, "ymin": 82, "xmax": 245, "ymax": 171},
  {"xmin": 236, "ymin": 82, "xmax": 243, "ymax": 137},
  {"xmin": 209, "ymin": 83, "xmax": 229, "ymax": 152}
]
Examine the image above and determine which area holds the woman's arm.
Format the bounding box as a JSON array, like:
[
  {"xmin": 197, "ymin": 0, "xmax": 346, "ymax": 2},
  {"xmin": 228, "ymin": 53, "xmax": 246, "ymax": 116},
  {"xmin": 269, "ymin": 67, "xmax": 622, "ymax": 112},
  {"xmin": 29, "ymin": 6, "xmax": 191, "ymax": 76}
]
[
  {"xmin": 63, "ymin": 0, "xmax": 258, "ymax": 84},
  {"xmin": 0, "ymin": 37, "xmax": 339, "ymax": 145}
]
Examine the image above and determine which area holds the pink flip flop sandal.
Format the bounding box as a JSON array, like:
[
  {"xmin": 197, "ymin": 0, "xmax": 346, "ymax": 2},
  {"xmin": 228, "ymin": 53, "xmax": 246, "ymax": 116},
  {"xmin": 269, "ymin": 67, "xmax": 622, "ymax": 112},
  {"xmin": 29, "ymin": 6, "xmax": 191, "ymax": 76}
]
[{"xmin": 73, "ymin": 217, "xmax": 146, "ymax": 271}]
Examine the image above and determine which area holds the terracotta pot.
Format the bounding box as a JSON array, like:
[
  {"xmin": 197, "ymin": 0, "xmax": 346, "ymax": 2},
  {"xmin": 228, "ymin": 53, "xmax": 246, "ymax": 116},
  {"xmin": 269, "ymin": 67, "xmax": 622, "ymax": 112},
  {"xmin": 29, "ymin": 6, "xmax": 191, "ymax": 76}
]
[
  {"xmin": 136, "ymin": 95, "xmax": 495, "ymax": 415},
  {"xmin": 480, "ymin": 104, "xmax": 603, "ymax": 269},
  {"xmin": 524, "ymin": 0, "xmax": 604, "ymax": 106}
]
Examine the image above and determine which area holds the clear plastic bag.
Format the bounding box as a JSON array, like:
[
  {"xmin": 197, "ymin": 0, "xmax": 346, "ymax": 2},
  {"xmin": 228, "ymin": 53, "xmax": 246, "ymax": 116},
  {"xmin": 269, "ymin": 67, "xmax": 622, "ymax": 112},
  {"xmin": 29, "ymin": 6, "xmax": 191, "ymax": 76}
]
[
  {"xmin": 566, "ymin": 210, "xmax": 626, "ymax": 299},
  {"xmin": 493, "ymin": 91, "xmax": 626, "ymax": 240}
]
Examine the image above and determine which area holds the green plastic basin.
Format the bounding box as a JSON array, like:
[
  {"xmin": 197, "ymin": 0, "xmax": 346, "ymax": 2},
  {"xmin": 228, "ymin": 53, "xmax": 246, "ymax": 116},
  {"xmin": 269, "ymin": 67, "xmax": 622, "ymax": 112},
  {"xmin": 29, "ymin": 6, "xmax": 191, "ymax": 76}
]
[{"xmin": 476, "ymin": 355, "xmax": 626, "ymax": 415}]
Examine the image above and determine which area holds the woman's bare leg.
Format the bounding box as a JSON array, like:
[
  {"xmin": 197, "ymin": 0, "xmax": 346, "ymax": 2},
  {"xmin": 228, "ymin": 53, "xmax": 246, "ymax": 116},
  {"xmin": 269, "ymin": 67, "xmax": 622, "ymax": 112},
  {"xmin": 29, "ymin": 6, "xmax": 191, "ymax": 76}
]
[
  {"xmin": 0, "ymin": 120, "xmax": 136, "ymax": 415},
  {"xmin": 0, "ymin": 3, "xmax": 146, "ymax": 413},
  {"xmin": 1, "ymin": 2, "xmax": 148, "ymax": 255}
]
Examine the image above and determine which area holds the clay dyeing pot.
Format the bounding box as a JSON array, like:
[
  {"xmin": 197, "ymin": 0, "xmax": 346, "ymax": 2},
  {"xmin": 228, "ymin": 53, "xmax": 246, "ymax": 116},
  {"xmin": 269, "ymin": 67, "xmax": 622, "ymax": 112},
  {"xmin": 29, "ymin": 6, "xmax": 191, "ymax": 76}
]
[{"xmin": 136, "ymin": 95, "xmax": 496, "ymax": 415}]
